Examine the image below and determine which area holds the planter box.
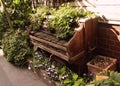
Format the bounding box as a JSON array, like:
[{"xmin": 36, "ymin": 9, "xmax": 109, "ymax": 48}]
[
  {"xmin": 29, "ymin": 18, "xmax": 98, "ymax": 75},
  {"xmin": 87, "ymin": 55, "xmax": 117, "ymax": 75},
  {"xmin": 29, "ymin": 18, "xmax": 98, "ymax": 63}
]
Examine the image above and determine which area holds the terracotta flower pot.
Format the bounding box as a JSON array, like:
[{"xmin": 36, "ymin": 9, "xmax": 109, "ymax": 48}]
[{"xmin": 87, "ymin": 55, "xmax": 117, "ymax": 76}]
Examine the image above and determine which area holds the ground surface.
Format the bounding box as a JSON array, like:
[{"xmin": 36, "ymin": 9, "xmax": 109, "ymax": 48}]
[{"xmin": 0, "ymin": 49, "xmax": 47, "ymax": 86}]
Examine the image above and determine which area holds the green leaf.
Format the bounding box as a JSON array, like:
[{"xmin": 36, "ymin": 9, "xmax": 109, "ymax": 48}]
[
  {"xmin": 64, "ymin": 78, "xmax": 72, "ymax": 84},
  {"xmin": 73, "ymin": 83, "xmax": 80, "ymax": 86},
  {"xmin": 24, "ymin": 0, "xmax": 27, "ymax": 2},
  {"xmin": 13, "ymin": 0, "xmax": 20, "ymax": 4},
  {"xmin": 58, "ymin": 66, "xmax": 66, "ymax": 75},
  {"xmin": 73, "ymin": 73, "xmax": 78, "ymax": 81},
  {"xmin": 74, "ymin": 78, "xmax": 85, "ymax": 86}
]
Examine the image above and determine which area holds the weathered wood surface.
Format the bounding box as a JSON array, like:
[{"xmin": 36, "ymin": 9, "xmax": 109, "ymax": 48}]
[{"xmin": 32, "ymin": 0, "xmax": 69, "ymax": 8}]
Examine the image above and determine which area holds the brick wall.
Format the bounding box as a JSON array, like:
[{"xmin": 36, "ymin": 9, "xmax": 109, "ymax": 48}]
[{"xmin": 97, "ymin": 23, "xmax": 120, "ymax": 71}]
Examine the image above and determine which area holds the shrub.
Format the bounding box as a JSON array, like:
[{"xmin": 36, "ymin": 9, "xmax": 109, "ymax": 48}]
[
  {"xmin": 2, "ymin": 29, "xmax": 32, "ymax": 66},
  {"xmin": 0, "ymin": 12, "xmax": 9, "ymax": 45},
  {"xmin": 6, "ymin": 0, "xmax": 32, "ymax": 29},
  {"xmin": 30, "ymin": 6, "xmax": 50, "ymax": 31}
]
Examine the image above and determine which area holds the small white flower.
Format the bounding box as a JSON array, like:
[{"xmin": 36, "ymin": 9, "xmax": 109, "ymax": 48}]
[
  {"xmin": 43, "ymin": 77, "xmax": 47, "ymax": 80},
  {"xmin": 28, "ymin": 66, "xmax": 31, "ymax": 70},
  {"xmin": 43, "ymin": 73, "xmax": 46, "ymax": 76},
  {"xmin": 51, "ymin": 65, "xmax": 55, "ymax": 68}
]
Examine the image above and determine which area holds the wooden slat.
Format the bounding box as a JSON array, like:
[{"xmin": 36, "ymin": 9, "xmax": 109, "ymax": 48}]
[
  {"xmin": 31, "ymin": 41, "xmax": 69, "ymax": 61},
  {"xmin": 70, "ymin": 50, "xmax": 85, "ymax": 62},
  {"xmin": 30, "ymin": 35, "xmax": 67, "ymax": 51},
  {"xmin": 31, "ymin": 31, "xmax": 68, "ymax": 47}
]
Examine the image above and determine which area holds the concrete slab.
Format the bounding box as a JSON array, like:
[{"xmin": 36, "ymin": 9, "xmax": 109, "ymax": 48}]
[
  {"xmin": 0, "ymin": 64, "xmax": 13, "ymax": 86},
  {"xmin": 0, "ymin": 49, "xmax": 47, "ymax": 86}
]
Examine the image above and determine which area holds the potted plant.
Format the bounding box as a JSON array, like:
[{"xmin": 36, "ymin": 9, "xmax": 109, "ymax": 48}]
[
  {"xmin": 87, "ymin": 55, "xmax": 117, "ymax": 77},
  {"xmin": 47, "ymin": 4, "xmax": 96, "ymax": 40}
]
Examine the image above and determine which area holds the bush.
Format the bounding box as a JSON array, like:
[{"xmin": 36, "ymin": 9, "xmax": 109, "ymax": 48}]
[
  {"xmin": 6, "ymin": 0, "xmax": 32, "ymax": 29},
  {"xmin": 30, "ymin": 6, "xmax": 50, "ymax": 31},
  {"xmin": 2, "ymin": 29, "xmax": 32, "ymax": 66},
  {"xmin": 0, "ymin": 12, "xmax": 9, "ymax": 45}
]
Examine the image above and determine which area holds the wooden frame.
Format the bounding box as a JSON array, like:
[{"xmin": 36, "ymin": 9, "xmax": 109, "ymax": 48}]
[{"xmin": 29, "ymin": 18, "xmax": 98, "ymax": 64}]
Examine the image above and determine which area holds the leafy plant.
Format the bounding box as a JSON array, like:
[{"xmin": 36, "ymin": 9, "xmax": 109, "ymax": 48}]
[
  {"xmin": 6, "ymin": 0, "xmax": 32, "ymax": 29},
  {"xmin": 62, "ymin": 73, "xmax": 85, "ymax": 86},
  {"xmin": 30, "ymin": 6, "xmax": 50, "ymax": 31},
  {"xmin": 48, "ymin": 4, "xmax": 95, "ymax": 40},
  {"xmin": 0, "ymin": 11, "xmax": 9, "ymax": 45},
  {"xmin": 2, "ymin": 29, "xmax": 32, "ymax": 66},
  {"xmin": 88, "ymin": 71, "xmax": 120, "ymax": 86},
  {"xmin": 32, "ymin": 50, "xmax": 50, "ymax": 69},
  {"xmin": 31, "ymin": 50, "xmax": 86, "ymax": 85}
]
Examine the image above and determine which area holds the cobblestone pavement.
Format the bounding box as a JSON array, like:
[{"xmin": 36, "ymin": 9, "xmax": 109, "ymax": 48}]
[{"xmin": 0, "ymin": 49, "xmax": 47, "ymax": 86}]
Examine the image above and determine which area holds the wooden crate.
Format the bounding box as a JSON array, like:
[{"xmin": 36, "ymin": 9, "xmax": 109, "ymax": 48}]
[
  {"xmin": 34, "ymin": 0, "xmax": 69, "ymax": 8},
  {"xmin": 29, "ymin": 18, "xmax": 98, "ymax": 63}
]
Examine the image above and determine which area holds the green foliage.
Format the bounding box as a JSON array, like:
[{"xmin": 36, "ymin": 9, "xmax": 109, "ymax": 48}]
[
  {"xmin": 0, "ymin": 12, "xmax": 3, "ymax": 45},
  {"xmin": 62, "ymin": 73, "xmax": 85, "ymax": 86},
  {"xmin": 6, "ymin": 0, "xmax": 32, "ymax": 29},
  {"xmin": 0, "ymin": 12, "xmax": 9, "ymax": 45},
  {"xmin": 2, "ymin": 29, "xmax": 32, "ymax": 66},
  {"xmin": 13, "ymin": 0, "xmax": 20, "ymax": 4},
  {"xmin": 32, "ymin": 50, "xmax": 50, "ymax": 68},
  {"xmin": 54, "ymin": 66, "xmax": 85, "ymax": 86},
  {"xmin": 30, "ymin": 6, "xmax": 50, "ymax": 31},
  {"xmin": 36, "ymin": 6, "xmax": 50, "ymax": 18},
  {"xmin": 56, "ymin": 66, "xmax": 67, "ymax": 75},
  {"xmin": 48, "ymin": 4, "xmax": 95, "ymax": 40},
  {"xmin": 93, "ymin": 79, "xmax": 115, "ymax": 86},
  {"xmin": 109, "ymin": 71, "xmax": 120, "ymax": 85},
  {"xmin": 89, "ymin": 71, "xmax": 120, "ymax": 86},
  {"xmin": 31, "ymin": 50, "xmax": 85, "ymax": 86}
]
